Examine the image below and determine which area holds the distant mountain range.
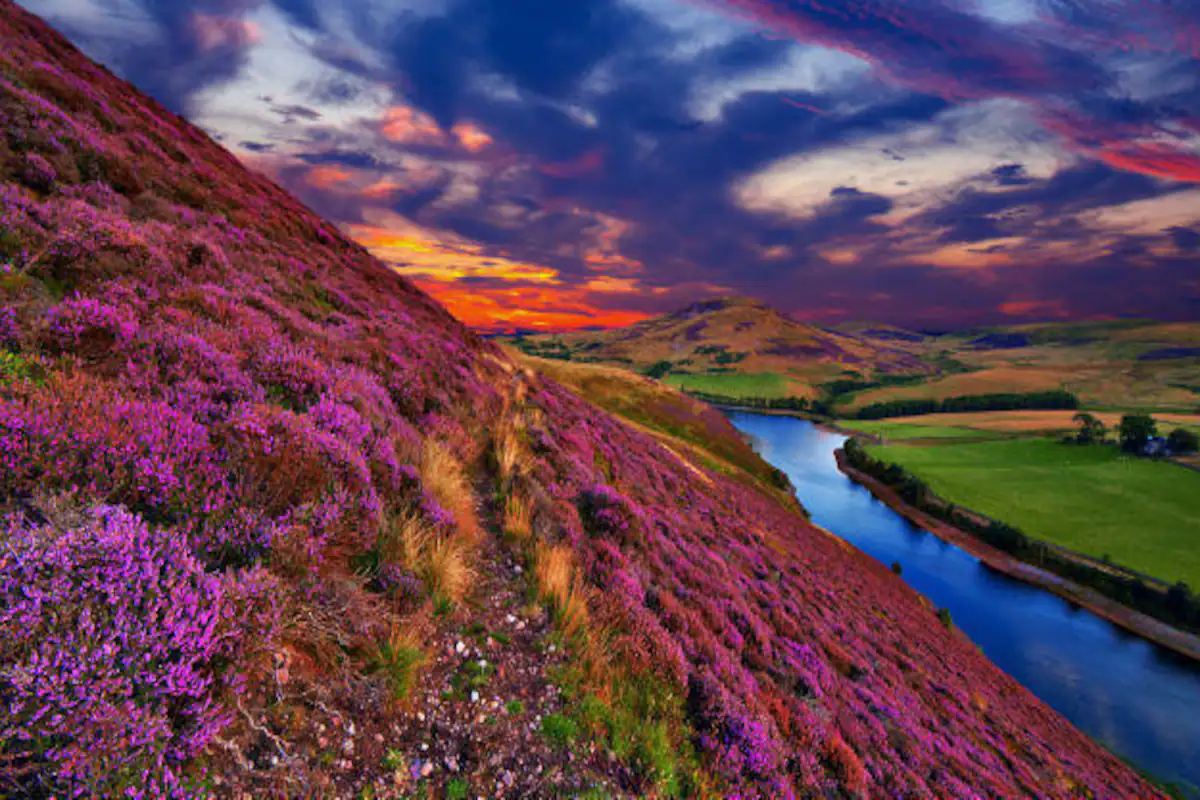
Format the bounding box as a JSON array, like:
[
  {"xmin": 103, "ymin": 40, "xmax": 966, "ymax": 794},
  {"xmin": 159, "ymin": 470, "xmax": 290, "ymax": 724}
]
[{"xmin": 505, "ymin": 299, "xmax": 1200, "ymax": 413}]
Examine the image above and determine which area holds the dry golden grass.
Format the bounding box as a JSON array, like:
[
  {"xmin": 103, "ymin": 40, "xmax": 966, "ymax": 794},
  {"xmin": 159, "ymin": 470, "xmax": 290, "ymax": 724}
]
[
  {"xmin": 420, "ymin": 440, "xmax": 478, "ymax": 541},
  {"xmin": 424, "ymin": 536, "xmax": 474, "ymax": 604},
  {"xmin": 492, "ymin": 413, "xmax": 532, "ymax": 488},
  {"xmin": 503, "ymin": 489, "xmax": 533, "ymax": 540},
  {"xmin": 845, "ymin": 367, "xmax": 1066, "ymax": 411},
  {"xmin": 377, "ymin": 510, "xmax": 432, "ymax": 571},
  {"xmin": 534, "ymin": 542, "xmax": 590, "ymax": 640},
  {"xmin": 377, "ymin": 509, "xmax": 474, "ymax": 604}
]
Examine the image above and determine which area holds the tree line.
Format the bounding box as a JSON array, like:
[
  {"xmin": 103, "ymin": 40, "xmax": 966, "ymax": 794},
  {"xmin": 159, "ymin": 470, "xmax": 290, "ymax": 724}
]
[{"xmin": 854, "ymin": 390, "xmax": 1079, "ymax": 420}]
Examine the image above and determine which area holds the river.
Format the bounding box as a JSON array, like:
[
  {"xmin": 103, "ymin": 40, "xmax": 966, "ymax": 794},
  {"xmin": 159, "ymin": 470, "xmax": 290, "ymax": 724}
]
[{"xmin": 727, "ymin": 411, "xmax": 1200, "ymax": 796}]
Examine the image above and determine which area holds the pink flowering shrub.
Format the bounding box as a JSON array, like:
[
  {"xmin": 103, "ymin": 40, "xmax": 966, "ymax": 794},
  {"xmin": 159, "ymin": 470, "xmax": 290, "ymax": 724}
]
[
  {"xmin": 0, "ymin": 306, "xmax": 17, "ymax": 346},
  {"xmin": 20, "ymin": 151, "xmax": 56, "ymax": 191},
  {"xmin": 0, "ymin": 505, "xmax": 274, "ymax": 797}
]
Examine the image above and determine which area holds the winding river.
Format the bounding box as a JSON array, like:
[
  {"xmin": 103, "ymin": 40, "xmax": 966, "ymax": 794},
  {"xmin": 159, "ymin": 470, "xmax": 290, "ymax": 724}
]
[{"xmin": 728, "ymin": 412, "xmax": 1200, "ymax": 796}]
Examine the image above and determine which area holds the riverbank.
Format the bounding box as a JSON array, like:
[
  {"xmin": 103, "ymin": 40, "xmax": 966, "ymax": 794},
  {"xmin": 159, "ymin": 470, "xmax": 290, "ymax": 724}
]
[
  {"xmin": 708, "ymin": 403, "xmax": 883, "ymax": 441},
  {"xmin": 835, "ymin": 450, "xmax": 1200, "ymax": 664}
]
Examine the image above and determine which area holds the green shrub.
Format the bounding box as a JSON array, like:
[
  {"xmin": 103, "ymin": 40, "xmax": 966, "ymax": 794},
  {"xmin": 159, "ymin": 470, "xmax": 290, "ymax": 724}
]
[
  {"xmin": 367, "ymin": 631, "xmax": 427, "ymax": 701},
  {"xmin": 539, "ymin": 712, "xmax": 579, "ymax": 748}
]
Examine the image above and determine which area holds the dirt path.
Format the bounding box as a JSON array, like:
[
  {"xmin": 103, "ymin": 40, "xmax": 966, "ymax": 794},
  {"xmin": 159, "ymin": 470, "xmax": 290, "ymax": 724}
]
[{"xmin": 366, "ymin": 477, "xmax": 631, "ymax": 799}]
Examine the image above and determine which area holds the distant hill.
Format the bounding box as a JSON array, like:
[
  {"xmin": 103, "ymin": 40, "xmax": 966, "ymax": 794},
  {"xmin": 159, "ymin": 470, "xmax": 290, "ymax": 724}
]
[
  {"xmin": 509, "ymin": 302, "xmax": 1200, "ymax": 414},
  {"xmin": 506, "ymin": 297, "xmax": 933, "ymax": 401}
]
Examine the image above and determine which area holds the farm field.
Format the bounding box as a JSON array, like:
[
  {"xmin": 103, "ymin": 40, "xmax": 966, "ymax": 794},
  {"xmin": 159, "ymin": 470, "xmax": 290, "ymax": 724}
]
[
  {"xmin": 841, "ymin": 420, "xmax": 1009, "ymax": 441},
  {"xmin": 845, "ymin": 410, "xmax": 1200, "ymax": 437},
  {"xmin": 663, "ymin": 371, "xmax": 797, "ymax": 399},
  {"xmin": 868, "ymin": 438, "xmax": 1200, "ymax": 587}
]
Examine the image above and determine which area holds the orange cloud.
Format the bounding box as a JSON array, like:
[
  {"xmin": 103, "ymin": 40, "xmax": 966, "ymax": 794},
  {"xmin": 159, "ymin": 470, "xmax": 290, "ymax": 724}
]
[
  {"xmin": 349, "ymin": 222, "xmax": 561, "ymax": 285},
  {"xmin": 361, "ymin": 178, "xmax": 403, "ymax": 200},
  {"xmin": 999, "ymin": 300, "xmax": 1069, "ymax": 318},
  {"xmin": 452, "ymin": 121, "xmax": 493, "ymax": 153},
  {"xmin": 416, "ymin": 280, "xmax": 649, "ymax": 332},
  {"xmin": 306, "ymin": 165, "xmax": 354, "ymax": 189},
  {"xmin": 381, "ymin": 105, "xmax": 445, "ymax": 147},
  {"xmin": 189, "ymin": 13, "xmax": 262, "ymax": 52}
]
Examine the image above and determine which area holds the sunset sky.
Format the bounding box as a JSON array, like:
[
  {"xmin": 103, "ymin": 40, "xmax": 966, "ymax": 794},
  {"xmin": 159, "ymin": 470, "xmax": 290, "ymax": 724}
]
[{"xmin": 18, "ymin": 0, "xmax": 1200, "ymax": 331}]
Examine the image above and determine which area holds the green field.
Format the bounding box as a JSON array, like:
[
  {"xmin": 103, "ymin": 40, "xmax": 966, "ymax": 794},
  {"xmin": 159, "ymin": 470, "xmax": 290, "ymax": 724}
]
[
  {"xmin": 663, "ymin": 372, "xmax": 792, "ymax": 399},
  {"xmin": 843, "ymin": 420, "xmax": 1007, "ymax": 441},
  {"xmin": 868, "ymin": 438, "xmax": 1200, "ymax": 587}
]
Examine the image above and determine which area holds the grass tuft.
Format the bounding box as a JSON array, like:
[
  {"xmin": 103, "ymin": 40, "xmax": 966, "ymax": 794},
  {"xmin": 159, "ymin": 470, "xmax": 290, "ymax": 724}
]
[
  {"xmin": 421, "ymin": 440, "xmax": 478, "ymax": 542},
  {"xmin": 368, "ymin": 627, "xmax": 428, "ymax": 702}
]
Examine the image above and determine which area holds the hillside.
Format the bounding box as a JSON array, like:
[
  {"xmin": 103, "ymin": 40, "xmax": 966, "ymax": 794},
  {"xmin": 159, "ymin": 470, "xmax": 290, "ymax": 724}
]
[
  {"xmin": 508, "ymin": 297, "xmax": 932, "ymax": 401},
  {"xmin": 0, "ymin": 3, "xmax": 1163, "ymax": 798},
  {"xmin": 843, "ymin": 320, "xmax": 1200, "ymax": 413},
  {"xmin": 515, "ymin": 299, "xmax": 1200, "ymax": 414}
]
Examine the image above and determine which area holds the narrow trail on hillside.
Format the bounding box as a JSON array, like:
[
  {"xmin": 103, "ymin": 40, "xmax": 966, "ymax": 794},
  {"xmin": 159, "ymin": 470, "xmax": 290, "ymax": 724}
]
[{"xmin": 371, "ymin": 474, "xmax": 631, "ymax": 799}]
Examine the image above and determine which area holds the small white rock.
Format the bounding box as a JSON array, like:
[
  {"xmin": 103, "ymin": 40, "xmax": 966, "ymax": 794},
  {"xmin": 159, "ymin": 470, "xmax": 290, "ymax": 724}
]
[{"xmin": 470, "ymin": 690, "xmax": 480, "ymax": 703}]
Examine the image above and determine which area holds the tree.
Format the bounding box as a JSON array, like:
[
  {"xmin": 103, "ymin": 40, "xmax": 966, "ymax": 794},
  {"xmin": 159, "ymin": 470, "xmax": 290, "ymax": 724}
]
[
  {"xmin": 1118, "ymin": 413, "xmax": 1157, "ymax": 453},
  {"xmin": 1167, "ymin": 427, "xmax": 1199, "ymax": 454},
  {"xmin": 1072, "ymin": 412, "xmax": 1107, "ymax": 444},
  {"xmin": 644, "ymin": 360, "xmax": 673, "ymax": 379}
]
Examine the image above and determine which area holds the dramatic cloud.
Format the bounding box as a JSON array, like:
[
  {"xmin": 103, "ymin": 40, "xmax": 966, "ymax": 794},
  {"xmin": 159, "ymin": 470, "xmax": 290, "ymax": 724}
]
[{"xmin": 17, "ymin": 0, "xmax": 1200, "ymax": 329}]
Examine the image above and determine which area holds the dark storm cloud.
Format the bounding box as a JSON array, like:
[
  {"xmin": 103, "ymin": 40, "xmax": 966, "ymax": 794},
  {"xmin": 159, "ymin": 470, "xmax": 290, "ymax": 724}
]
[{"xmin": 24, "ymin": 0, "xmax": 266, "ymax": 112}]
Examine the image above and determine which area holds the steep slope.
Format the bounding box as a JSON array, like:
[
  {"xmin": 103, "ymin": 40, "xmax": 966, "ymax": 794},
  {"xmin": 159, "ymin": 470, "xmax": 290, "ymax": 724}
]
[
  {"xmin": 510, "ymin": 297, "xmax": 932, "ymax": 400},
  {"xmin": 0, "ymin": 4, "xmax": 1162, "ymax": 798}
]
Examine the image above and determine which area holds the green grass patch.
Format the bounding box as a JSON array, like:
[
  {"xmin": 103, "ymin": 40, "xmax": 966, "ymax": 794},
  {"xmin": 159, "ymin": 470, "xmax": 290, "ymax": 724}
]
[
  {"xmin": 366, "ymin": 634, "xmax": 426, "ymax": 702},
  {"xmin": 842, "ymin": 420, "xmax": 1007, "ymax": 442},
  {"xmin": 664, "ymin": 371, "xmax": 792, "ymax": 399},
  {"xmin": 0, "ymin": 351, "xmax": 34, "ymax": 385},
  {"xmin": 450, "ymin": 659, "xmax": 494, "ymax": 699},
  {"xmin": 548, "ymin": 664, "xmax": 703, "ymax": 798},
  {"xmin": 869, "ymin": 438, "xmax": 1200, "ymax": 586},
  {"xmin": 539, "ymin": 712, "xmax": 579, "ymax": 748}
]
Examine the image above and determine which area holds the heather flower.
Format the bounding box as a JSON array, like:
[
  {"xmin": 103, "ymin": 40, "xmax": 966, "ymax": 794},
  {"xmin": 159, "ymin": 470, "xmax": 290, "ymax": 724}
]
[
  {"xmin": 42, "ymin": 295, "xmax": 139, "ymax": 351},
  {"xmin": 0, "ymin": 306, "xmax": 18, "ymax": 347},
  {"xmin": 20, "ymin": 152, "xmax": 57, "ymax": 191},
  {"xmin": 0, "ymin": 506, "xmax": 242, "ymax": 797}
]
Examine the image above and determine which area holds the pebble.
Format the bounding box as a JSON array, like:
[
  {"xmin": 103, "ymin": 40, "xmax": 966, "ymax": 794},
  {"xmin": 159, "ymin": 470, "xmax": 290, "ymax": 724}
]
[
  {"xmin": 470, "ymin": 691, "xmax": 480, "ymax": 703},
  {"xmin": 455, "ymin": 641, "xmax": 466, "ymax": 654},
  {"xmin": 417, "ymin": 712, "xmax": 426, "ymax": 723}
]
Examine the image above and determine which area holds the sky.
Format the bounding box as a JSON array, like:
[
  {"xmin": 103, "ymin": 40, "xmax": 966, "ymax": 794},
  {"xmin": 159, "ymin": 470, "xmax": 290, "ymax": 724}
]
[{"xmin": 17, "ymin": 0, "xmax": 1200, "ymax": 331}]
